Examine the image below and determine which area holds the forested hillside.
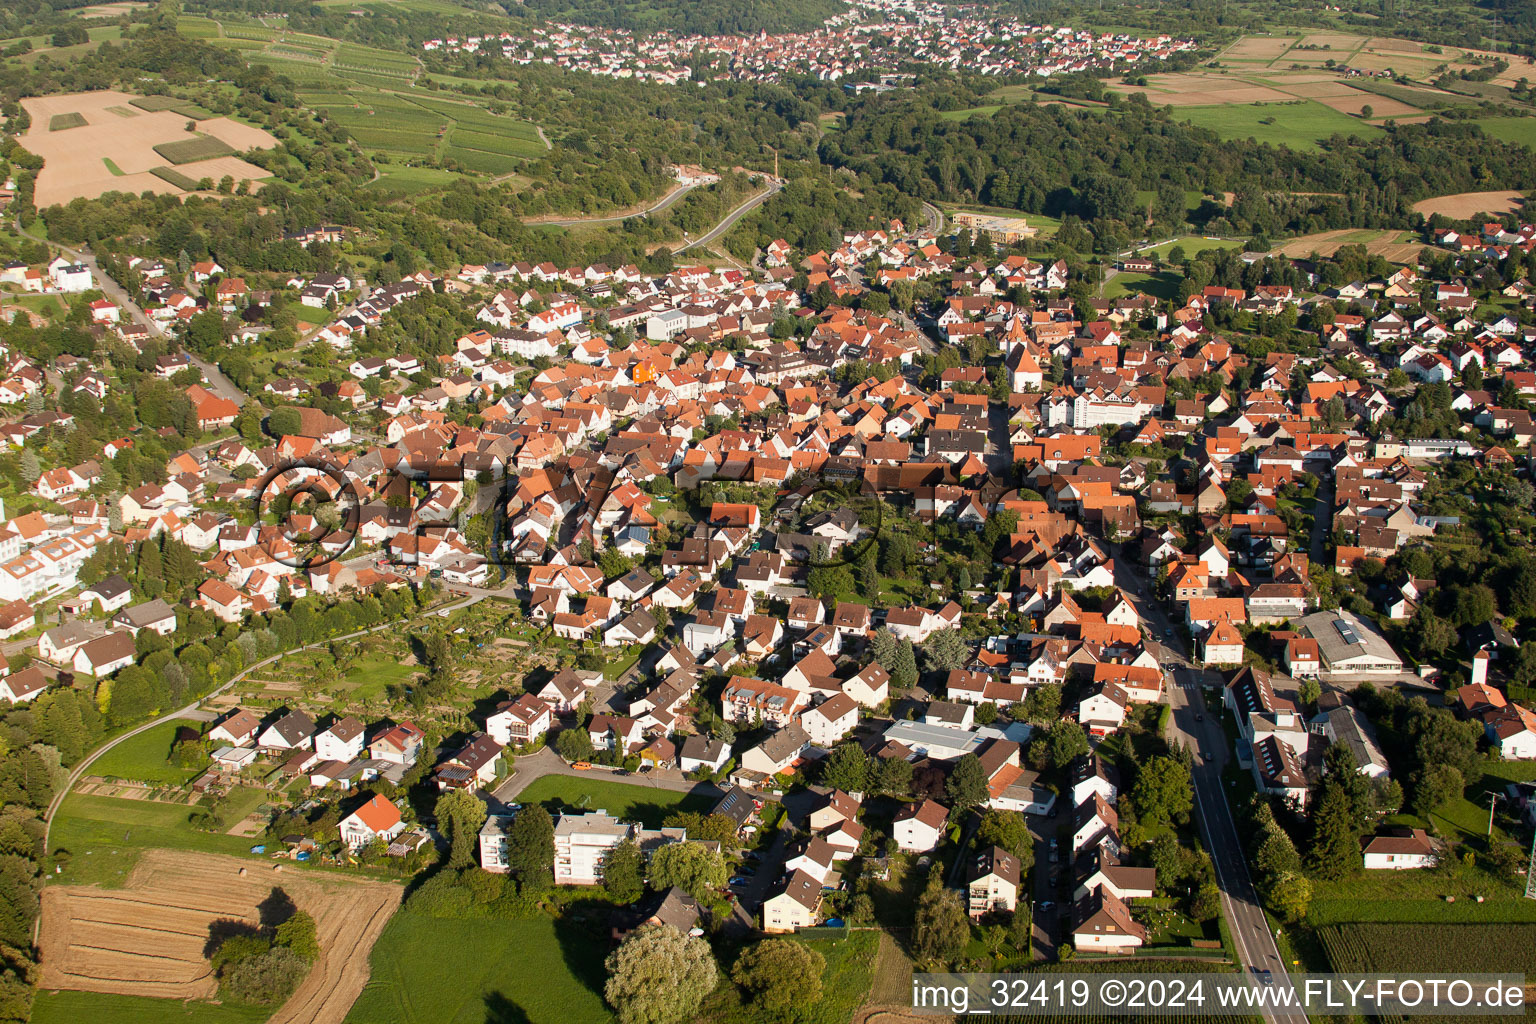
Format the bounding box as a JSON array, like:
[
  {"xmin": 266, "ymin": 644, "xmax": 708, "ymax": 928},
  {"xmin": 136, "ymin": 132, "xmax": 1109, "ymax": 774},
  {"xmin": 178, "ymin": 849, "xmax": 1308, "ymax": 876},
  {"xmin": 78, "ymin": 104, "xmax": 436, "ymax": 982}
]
[
  {"xmin": 820, "ymin": 95, "xmax": 1536, "ymax": 247},
  {"xmin": 508, "ymin": 0, "xmax": 845, "ymax": 35}
]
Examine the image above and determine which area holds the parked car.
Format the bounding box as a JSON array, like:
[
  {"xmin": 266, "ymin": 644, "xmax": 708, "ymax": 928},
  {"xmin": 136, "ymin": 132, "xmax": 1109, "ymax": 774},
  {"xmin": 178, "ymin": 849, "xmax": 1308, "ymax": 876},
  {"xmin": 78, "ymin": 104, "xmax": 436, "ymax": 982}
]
[{"xmin": 572, "ymin": 762, "xmax": 593, "ymax": 771}]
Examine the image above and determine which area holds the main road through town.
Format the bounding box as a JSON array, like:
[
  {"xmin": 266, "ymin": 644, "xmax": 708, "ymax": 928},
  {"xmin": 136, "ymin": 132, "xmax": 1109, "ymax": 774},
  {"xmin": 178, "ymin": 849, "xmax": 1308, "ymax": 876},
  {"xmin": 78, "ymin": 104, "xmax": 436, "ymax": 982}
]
[{"xmin": 1115, "ymin": 557, "xmax": 1308, "ymax": 1024}]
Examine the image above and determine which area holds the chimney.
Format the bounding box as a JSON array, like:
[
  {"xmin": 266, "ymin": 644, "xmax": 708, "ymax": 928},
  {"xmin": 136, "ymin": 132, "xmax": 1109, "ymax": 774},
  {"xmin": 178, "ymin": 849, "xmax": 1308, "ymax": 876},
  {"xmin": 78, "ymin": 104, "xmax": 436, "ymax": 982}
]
[{"xmin": 1472, "ymin": 649, "xmax": 1490, "ymax": 686}]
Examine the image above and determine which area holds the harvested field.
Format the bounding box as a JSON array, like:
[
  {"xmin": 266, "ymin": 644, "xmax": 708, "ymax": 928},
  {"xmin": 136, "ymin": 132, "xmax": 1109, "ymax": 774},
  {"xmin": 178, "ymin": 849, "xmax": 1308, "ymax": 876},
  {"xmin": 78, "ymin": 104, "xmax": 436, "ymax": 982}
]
[
  {"xmin": 19, "ymin": 91, "xmax": 276, "ymax": 205},
  {"xmin": 1317, "ymin": 92, "xmax": 1419, "ymax": 118},
  {"xmin": 129, "ymin": 95, "xmax": 188, "ymax": 112},
  {"xmin": 1271, "ymin": 228, "xmax": 1425, "ymax": 262},
  {"xmin": 1412, "ymin": 190, "xmax": 1525, "ymax": 219},
  {"xmin": 40, "ymin": 848, "xmax": 401, "ymax": 1024},
  {"xmin": 153, "ymin": 136, "xmax": 237, "ymax": 164},
  {"xmin": 1220, "ymin": 36, "xmax": 1295, "ymax": 61},
  {"xmin": 1110, "ymin": 73, "xmax": 1293, "ymax": 105},
  {"xmin": 49, "ymin": 113, "xmax": 86, "ymax": 131}
]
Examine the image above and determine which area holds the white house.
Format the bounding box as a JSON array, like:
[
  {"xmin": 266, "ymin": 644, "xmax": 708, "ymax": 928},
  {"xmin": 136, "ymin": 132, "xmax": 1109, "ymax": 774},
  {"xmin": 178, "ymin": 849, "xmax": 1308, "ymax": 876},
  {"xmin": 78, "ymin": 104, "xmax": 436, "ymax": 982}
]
[
  {"xmin": 339, "ymin": 794, "xmax": 405, "ymax": 851},
  {"xmin": 893, "ymin": 799, "xmax": 948, "ymax": 853},
  {"xmin": 1362, "ymin": 827, "xmax": 1435, "ymax": 870},
  {"xmin": 315, "ymin": 716, "xmax": 366, "ymax": 762}
]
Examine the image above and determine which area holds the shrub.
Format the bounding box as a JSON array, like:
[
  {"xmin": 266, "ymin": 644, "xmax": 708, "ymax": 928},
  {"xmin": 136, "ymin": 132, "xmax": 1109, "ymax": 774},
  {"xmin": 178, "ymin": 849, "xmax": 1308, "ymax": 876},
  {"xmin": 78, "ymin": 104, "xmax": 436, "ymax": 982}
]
[{"xmin": 221, "ymin": 945, "xmax": 308, "ymax": 1004}]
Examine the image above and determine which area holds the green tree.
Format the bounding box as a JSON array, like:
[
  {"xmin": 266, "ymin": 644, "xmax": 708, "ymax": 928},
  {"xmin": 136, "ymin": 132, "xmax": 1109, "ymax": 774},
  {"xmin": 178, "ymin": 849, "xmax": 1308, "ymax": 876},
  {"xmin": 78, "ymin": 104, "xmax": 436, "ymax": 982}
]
[
  {"xmin": 820, "ymin": 742, "xmax": 871, "ymax": 793},
  {"xmin": 274, "ymin": 910, "xmax": 320, "ymax": 962},
  {"xmin": 647, "ymin": 842, "xmax": 727, "ymax": 900},
  {"xmin": 891, "ymin": 640, "xmax": 919, "ymax": 690},
  {"xmin": 730, "ymin": 939, "xmax": 826, "ymax": 1023},
  {"xmin": 975, "ymin": 809, "xmax": 1034, "ymax": 869},
  {"xmin": 1307, "ymin": 781, "xmax": 1361, "ymax": 880},
  {"xmin": 605, "ymin": 840, "xmax": 644, "ymax": 905},
  {"xmin": 504, "ymin": 804, "xmax": 555, "ymax": 893},
  {"xmin": 1269, "ymin": 871, "xmax": 1312, "ymax": 922},
  {"xmin": 1132, "ymin": 756, "xmax": 1193, "ymax": 827},
  {"xmin": 945, "ymin": 753, "xmax": 988, "ymax": 813},
  {"xmin": 1047, "ymin": 719, "xmax": 1090, "ymax": 769},
  {"xmin": 556, "ymin": 727, "xmax": 594, "ymax": 762},
  {"xmin": 435, "ymin": 789, "xmax": 488, "ymax": 870},
  {"xmin": 913, "ymin": 878, "xmax": 969, "ymax": 961},
  {"xmin": 876, "ymin": 755, "xmax": 913, "ymax": 796},
  {"xmin": 604, "ymin": 925, "xmax": 717, "ymax": 1024},
  {"xmin": 1411, "ymin": 763, "xmax": 1464, "ymax": 817},
  {"xmin": 921, "ymin": 629, "xmax": 968, "ymax": 673}
]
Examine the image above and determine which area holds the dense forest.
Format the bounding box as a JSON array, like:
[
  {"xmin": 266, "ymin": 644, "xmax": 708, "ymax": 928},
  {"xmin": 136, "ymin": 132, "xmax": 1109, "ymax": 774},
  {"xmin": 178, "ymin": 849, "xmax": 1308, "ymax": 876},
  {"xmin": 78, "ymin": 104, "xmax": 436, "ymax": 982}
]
[
  {"xmin": 821, "ymin": 94, "xmax": 1536, "ymax": 250},
  {"xmin": 507, "ymin": 0, "xmax": 845, "ymax": 35}
]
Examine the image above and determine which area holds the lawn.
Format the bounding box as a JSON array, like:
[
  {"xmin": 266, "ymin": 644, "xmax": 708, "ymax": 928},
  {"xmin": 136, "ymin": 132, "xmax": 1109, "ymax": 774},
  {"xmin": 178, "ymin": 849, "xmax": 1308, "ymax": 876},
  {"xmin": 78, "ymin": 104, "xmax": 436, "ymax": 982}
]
[
  {"xmin": 292, "ymin": 303, "xmax": 334, "ymax": 324},
  {"xmin": 1177, "ymin": 100, "xmax": 1381, "ymax": 150},
  {"xmin": 1477, "ymin": 115, "xmax": 1536, "ymax": 150},
  {"xmin": 367, "ymin": 165, "xmax": 462, "ymax": 194},
  {"xmin": 49, "ymin": 791, "xmax": 263, "ymax": 887},
  {"xmin": 31, "ymin": 991, "xmax": 269, "ymax": 1024},
  {"xmin": 1104, "ymin": 270, "xmax": 1182, "ymax": 300},
  {"xmin": 1140, "ymin": 235, "xmax": 1248, "ymax": 260},
  {"xmin": 514, "ymin": 776, "xmax": 714, "ymax": 827},
  {"xmin": 345, "ymin": 912, "xmax": 611, "ymax": 1024},
  {"xmin": 88, "ymin": 719, "xmax": 201, "ymax": 786}
]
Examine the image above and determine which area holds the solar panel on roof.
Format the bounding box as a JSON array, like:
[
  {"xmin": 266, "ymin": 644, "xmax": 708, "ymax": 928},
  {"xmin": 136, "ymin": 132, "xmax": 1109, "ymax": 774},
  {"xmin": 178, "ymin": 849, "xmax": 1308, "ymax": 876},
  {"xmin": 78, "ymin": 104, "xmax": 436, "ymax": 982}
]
[{"xmin": 1334, "ymin": 620, "xmax": 1362, "ymax": 645}]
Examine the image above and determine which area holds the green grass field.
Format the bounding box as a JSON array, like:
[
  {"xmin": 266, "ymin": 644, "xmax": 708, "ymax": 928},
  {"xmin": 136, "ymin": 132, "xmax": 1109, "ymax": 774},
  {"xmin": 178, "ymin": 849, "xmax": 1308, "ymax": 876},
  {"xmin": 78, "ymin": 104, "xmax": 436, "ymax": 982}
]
[
  {"xmin": 150, "ymin": 165, "xmax": 203, "ymax": 190},
  {"xmin": 88, "ymin": 719, "xmax": 201, "ymax": 786},
  {"xmin": 346, "ymin": 913, "xmax": 611, "ymax": 1024},
  {"xmin": 31, "ymin": 991, "xmax": 269, "ymax": 1024},
  {"xmin": 938, "ymin": 105, "xmax": 1002, "ymax": 121},
  {"xmin": 513, "ymin": 776, "xmax": 714, "ymax": 828},
  {"xmin": 367, "ymin": 165, "xmax": 461, "ymax": 194},
  {"xmin": 1177, "ymin": 100, "xmax": 1381, "ymax": 150},
  {"xmin": 101, "ymin": 157, "xmax": 125, "ymax": 176},
  {"xmin": 49, "ymin": 791, "xmax": 262, "ymax": 887},
  {"xmin": 1104, "ymin": 269, "xmax": 1182, "ymax": 300},
  {"xmin": 49, "ymin": 112, "xmax": 86, "ymax": 131},
  {"xmin": 153, "ymin": 136, "xmax": 238, "ymax": 164},
  {"xmin": 1477, "ymin": 115, "xmax": 1536, "ymax": 150},
  {"xmin": 1140, "ymin": 235, "xmax": 1247, "ymax": 259}
]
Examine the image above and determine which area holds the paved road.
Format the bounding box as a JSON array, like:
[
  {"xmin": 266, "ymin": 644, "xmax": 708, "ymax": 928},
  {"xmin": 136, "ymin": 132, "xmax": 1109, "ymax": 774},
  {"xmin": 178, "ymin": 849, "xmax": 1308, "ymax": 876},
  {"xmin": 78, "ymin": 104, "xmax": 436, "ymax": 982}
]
[
  {"xmin": 1308, "ymin": 478, "xmax": 1334, "ymax": 566},
  {"xmin": 677, "ymin": 183, "xmax": 782, "ymax": 254},
  {"xmin": 14, "ymin": 218, "xmax": 161, "ymax": 340},
  {"xmin": 1114, "ymin": 554, "xmax": 1304, "ymax": 1022},
  {"xmin": 14, "ymin": 217, "xmax": 251, "ymax": 408},
  {"xmin": 537, "ymin": 181, "xmax": 698, "ymax": 228},
  {"xmin": 41, "ymin": 587, "xmax": 507, "ymax": 850},
  {"xmin": 920, "ymin": 201, "xmax": 944, "ymax": 237}
]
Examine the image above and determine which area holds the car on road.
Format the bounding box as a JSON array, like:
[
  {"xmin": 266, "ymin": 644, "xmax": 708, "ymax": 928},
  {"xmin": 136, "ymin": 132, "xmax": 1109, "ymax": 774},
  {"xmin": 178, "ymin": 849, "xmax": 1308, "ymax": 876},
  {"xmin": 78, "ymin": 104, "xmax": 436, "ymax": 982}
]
[
  {"xmin": 1204, "ymin": 751, "xmax": 1214, "ymax": 761},
  {"xmin": 1257, "ymin": 969, "xmax": 1273, "ymax": 986},
  {"xmin": 1195, "ymin": 713, "xmax": 1203, "ymax": 721},
  {"xmin": 729, "ymin": 877, "xmax": 750, "ymax": 888},
  {"xmin": 1039, "ymin": 901, "xmax": 1054, "ymax": 911},
  {"xmin": 572, "ymin": 762, "xmax": 593, "ymax": 771},
  {"xmin": 1049, "ymin": 849, "xmax": 1058, "ymax": 863}
]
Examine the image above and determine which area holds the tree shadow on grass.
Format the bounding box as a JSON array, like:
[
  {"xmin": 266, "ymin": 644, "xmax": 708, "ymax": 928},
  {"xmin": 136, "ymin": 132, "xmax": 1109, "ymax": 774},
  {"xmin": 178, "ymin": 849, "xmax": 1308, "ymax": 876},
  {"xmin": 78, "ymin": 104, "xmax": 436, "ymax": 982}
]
[
  {"xmin": 484, "ymin": 992, "xmax": 533, "ymax": 1024},
  {"xmin": 551, "ymin": 896, "xmax": 618, "ymax": 1001}
]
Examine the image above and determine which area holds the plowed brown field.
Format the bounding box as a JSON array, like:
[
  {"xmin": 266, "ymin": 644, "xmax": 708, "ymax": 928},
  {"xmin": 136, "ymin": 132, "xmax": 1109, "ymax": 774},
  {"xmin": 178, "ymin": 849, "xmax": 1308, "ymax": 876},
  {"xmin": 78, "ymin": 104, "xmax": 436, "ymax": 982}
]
[{"xmin": 39, "ymin": 848, "xmax": 401, "ymax": 1024}]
